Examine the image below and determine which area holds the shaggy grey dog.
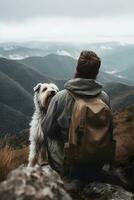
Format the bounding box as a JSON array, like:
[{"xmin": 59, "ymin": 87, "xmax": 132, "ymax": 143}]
[{"xmin": 28, "ymin": 83, "xmax": 59, "ymax": 167}]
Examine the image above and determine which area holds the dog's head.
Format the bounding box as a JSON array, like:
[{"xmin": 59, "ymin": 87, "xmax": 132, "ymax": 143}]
[{"xmin": 34, "ymin": 83, "xmax": 59, "ymax": 111}]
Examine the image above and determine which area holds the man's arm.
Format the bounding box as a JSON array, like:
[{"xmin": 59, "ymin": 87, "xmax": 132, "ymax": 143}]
[
  {"xmin": 100, "ymin": 91, "xmax": 110, "ymax": 107},
  {"xmin": 101, "ymin": 91, "xmax": 116, "ymax": 168},
  {"xmin": 42, "ymin": 93, "xmax": 64, "ymax": 173},
  {"xmin": 42, "ymin": 94, "xmax": 60, "ymax": 141}
]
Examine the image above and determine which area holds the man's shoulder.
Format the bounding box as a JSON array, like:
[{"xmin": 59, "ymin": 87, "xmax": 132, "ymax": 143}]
[
  {"xmin": 101, "ymin": 90, "xmax": 109, "ymax": 98},
  {"xmin": 51, "ymin": 89, "xmax": 68, "ymax": 106},
  {"xmin": 99, "ymin": 91, "xmax": 110, "ymax": 107},
  {"xmin": 57, "ymin": 89, "xmax": 67, "ymax": 96},
  {"xmin": 54, "ymin": 89, "xmax": 67, "ymax": 100}
]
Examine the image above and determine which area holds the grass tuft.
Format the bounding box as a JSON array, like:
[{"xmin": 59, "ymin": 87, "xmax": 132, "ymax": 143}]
[{"xmin": 0, "ymin": 145, "xmax": 28, "ymax": 182}]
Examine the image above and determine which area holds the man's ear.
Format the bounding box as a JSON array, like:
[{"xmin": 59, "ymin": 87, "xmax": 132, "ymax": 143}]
[{"xmin": 33, "ymin": 83, "xmax": 41, "ymax": 92}]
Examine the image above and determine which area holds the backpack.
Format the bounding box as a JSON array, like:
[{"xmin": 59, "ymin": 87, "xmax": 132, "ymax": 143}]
[{"xmin": 64, "ymin": 91, "xmax": 115, "ymax": 169}]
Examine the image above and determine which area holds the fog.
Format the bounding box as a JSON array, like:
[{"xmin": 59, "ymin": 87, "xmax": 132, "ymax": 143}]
[{"xmin": 0, "ymin": 0, "xmax": 134, "ymax": 43}]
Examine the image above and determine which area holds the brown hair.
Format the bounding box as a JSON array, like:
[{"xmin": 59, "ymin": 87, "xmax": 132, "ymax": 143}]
[{"xmin": 75, "ymin": 51, "xmax": 101, "ymax": 79}]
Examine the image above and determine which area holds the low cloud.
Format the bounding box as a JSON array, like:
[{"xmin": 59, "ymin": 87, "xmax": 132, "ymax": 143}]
[
  {"xmin": 0, "ymin": 0, "xmax": 134, "ymax": 42},
  {"xmin": 0, "ymin": 16, "xmax": 134, "ymax": 43},
  {"xmin": 0, "ymin": 0, "xmax": 134, "ymax": 21}
]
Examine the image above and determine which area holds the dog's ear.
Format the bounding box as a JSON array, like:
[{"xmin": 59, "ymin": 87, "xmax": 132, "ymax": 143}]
[{"xmin": 33, "ymin": 83, "xmax": 41, "ymax": 92}]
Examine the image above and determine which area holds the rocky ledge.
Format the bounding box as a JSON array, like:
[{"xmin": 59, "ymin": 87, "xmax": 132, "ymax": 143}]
[
  {"xmin": 0, "ymin": 165, "xmax": 133, "ymax": 200},
  {"xmin": 0, "ymin": 165, "xmax": 71, "ymax": 200}
]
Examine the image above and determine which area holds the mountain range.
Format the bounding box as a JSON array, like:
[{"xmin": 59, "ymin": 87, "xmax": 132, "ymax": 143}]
[
  {"xmin": 1, "ymin": 41, "xmax": 134, "ymax": 72},
  {"xmin": 0, "ymin": 42, "xmax": 134, "ymax": 134},
  {"xmin": 116, "ymin": 65, "xmax": 134, "ymax": 81},
  {"xmin": 104, "ymin": 82, "xmax": 134, "ymax": 112},
  {"xmin": 0, "ymin": 57, "xmax": 66, "ymax": 134},
  {"xmin": 19, "ymin": 54, "xmax": 134, "ymax": 86},
  {"xmin": 19, "ymin": 54, "xmax": 76, "ymax": 80}
]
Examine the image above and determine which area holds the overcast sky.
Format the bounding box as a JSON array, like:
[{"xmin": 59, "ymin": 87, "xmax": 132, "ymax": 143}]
[{"xmin": 0, "ymin": 0, "xmax": 134, "ymax": 43}]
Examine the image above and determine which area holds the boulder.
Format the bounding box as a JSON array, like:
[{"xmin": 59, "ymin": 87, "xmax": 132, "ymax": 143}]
[
  {"xmin": 0, "ymin": 165, "xmax": 72, "ymax": 200},
  {"xmin": 76, "ymin": 182, "xmax": 133, "ymax": 200},
  {"xmin": 0, "ymin": 165, "xmax": 133, "ymax": 200}
]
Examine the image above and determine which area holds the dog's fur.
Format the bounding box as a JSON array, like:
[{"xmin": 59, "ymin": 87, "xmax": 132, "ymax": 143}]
[{"xmin": 28, "ymin": 83, "xmax": 59, "ymax": 167}]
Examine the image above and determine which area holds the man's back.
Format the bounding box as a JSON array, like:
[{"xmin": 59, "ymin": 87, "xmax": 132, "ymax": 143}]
[
  {"xmin": 42, "ymin": 50, "xmax": 114, "ymax": 176},
  {"xmin": 42, "ymin": 78, "xmax": 112, "ymax": 174}
]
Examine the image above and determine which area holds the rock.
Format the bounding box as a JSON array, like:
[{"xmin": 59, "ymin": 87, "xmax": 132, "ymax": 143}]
[
  {"xmin": 63, "ymin": 170, "xmax": 134, "ymax": 200},
  {"xmin": 0, "ymin": 165, "xmax": 133, "ymax": 200},
  {"xmin": 0, "ymin": 165, "xmax": 72, "ymax": 200},
  {"xmin": 82, "ymin": 182, "xmax": 133, "ymax": 200},
  {"xmin": 64, "ymin": 180, "xmax": 133, "ymax": 200}
]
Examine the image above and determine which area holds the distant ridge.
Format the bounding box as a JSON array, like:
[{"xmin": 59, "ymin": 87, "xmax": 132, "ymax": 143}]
[
  {"xmin": 19, "ymin": 54, "xmax": 76, "ymax": 80},
  {"xmin": 0, "ymin": 57, "xmax": 51, "ymax": 94},
  {"xmin": 116, "ymin": 65, "xmax": 134, "ymax": 81},
  {"xmin": 0, "ymin": 102, "xmax": 30, "ymax": 135},
  {"xmin": 0, "ymin": 71, "xmax": 33, "ymax": 116},
  {"xmin": 104, "ymin": 82, "xmax": 134, "ymax": 112},
  {"xmin": 98, "ymin": 71, "xmax": 134, "ymax": 86},
  {"xmin": 0, "ymin": 54, "xmax": 134, "ymax": 134}
]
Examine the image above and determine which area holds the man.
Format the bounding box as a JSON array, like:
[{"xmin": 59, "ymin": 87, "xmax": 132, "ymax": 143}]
[{"xmin": 42, "ymin": 51, "xmax": 112, "ymax": 177}]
